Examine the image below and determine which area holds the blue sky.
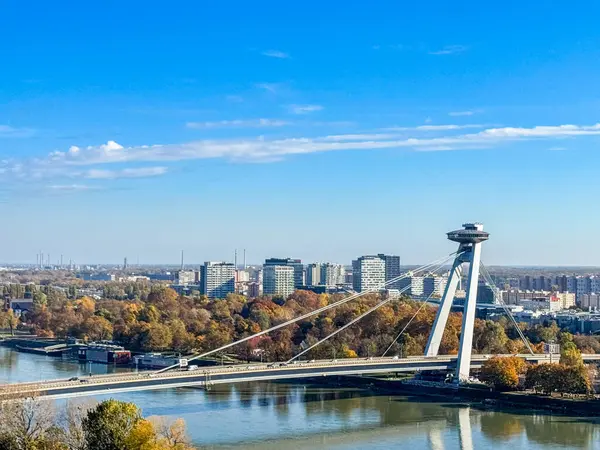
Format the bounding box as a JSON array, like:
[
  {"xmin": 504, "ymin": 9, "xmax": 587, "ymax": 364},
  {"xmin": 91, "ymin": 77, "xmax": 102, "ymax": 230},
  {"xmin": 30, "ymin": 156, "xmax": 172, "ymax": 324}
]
[{"xmin": 1, "ymin": 1, "xmax": 600, "ymax": 266}]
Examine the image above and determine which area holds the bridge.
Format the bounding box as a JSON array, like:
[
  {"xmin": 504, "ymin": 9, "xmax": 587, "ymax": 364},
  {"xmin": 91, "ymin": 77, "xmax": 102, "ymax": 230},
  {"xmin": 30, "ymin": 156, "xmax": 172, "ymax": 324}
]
[
  {"xmin": 4, "ymin": 353, "xmax": 600, "ymax": 400},
  {"xmin": 2, "ymin": 222, "xmax": 596, "ymax": 400}
]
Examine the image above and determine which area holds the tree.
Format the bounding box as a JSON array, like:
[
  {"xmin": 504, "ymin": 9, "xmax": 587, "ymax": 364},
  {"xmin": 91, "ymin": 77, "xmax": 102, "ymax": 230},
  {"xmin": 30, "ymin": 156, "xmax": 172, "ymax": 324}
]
[
  {"xmin": 0, "ymin": 309, "xmax": 19, "ymax": 336},
  {"xmin": 560, "ymin": 346, "xmax": 584, "ymax": 368},
  {"xmin": 140, "ymin": 323, "xmax": 173, "ymax": 352},
  {"xmin": 0, "ymin": 398, "xmax": 58, "ymax": 450},
  {"xmin": 480, "ymin": 356, "xmax": 526, "ymax": 391},
  {"xmin": 82, "ymin": 399, "xmax": 142, "ymax": 450},
  {"xmin": 32, "ymin": 291, "xmax": 48, "ymax": 310},
  {"xmin": 80, "ymin": 316, "xmax": 114, "ymax": 342}
]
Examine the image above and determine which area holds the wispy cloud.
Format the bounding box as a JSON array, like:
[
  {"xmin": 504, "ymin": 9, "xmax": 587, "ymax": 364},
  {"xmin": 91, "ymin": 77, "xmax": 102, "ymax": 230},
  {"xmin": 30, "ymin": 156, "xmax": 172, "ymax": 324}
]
[
  {"xmin": 186, "ymin": 119, "xmax": 289, "ymax": 129},
  {"xmin": 548, "ymin": 146, "xmax": 567, "ymax": 151},
  {"xmin": 289, "ymin": 104, "xmax": 323, "ymax": 115},
  {"xmin": 383, "ymin": 124, "xmax": 486, "ymax": 131},
  {"xmin": 261, "ymin": 50, "xmax": 290, "ymax": 59},
  {"xmin": 429, "ymin": 45, "xmax": 468, "ymax": 55},
  {"xmin": 48, "ymin": 184, "xmax": 96, "ymax": 192},
  {"xmin": 85, "ymin": 167, "xmax": 168, "ymax": 179},
  {"xmin": 449, "ymin": 111, "xmax": 475, "ymax": 117},
  {"xmin": 0, "ymin": 125, "xmax": 35, "ymax": 138},
  {"xmin": 3, "ymin": 122, "xmax": 600, "ymax": 187},
  {"xmin": 255, "ymin": 82, "xmax": 283, "ymax": 94}
]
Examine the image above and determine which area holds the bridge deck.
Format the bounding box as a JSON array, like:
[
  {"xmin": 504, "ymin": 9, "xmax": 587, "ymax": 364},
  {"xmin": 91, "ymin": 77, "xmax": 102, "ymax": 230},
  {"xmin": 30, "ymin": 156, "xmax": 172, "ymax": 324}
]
[{"xmin": 3, "ymin": 354, "xmax": 598, "ymax": 400}]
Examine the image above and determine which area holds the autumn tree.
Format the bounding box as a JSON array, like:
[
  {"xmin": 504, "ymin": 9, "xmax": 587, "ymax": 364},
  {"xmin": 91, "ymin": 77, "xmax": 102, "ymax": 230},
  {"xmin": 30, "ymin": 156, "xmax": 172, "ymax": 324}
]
[{"xmin": 480, "ymin": 356, "xmax": 526, "ymax": 391}]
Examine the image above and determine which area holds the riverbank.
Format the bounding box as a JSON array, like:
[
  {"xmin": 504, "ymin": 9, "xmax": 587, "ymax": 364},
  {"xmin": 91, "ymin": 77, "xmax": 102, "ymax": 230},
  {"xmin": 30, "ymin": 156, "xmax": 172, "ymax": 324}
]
[{"xmin": 304, "ymin": 375, "xmax": 600, "ymax": 416}]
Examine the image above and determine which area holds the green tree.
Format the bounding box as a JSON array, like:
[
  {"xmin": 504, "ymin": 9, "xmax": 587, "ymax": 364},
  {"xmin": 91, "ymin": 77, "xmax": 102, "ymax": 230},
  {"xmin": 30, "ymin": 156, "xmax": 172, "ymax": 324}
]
[
  {"xmin": 560, "ymin": 346, "xmax": 584, "ymax": 368},
  {"xmin": 32, "ymin": 291, "xmax": 48, "ymax": 310},
  {"xmin": 82, "ymin": 400, "xmax": 141, "ymax": 450}
]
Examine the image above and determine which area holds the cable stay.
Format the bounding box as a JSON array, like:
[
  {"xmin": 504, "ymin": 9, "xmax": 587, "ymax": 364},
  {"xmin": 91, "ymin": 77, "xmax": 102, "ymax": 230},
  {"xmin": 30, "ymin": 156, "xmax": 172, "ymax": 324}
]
[
  {"xmin": 381, "ymin": 290, "xmax": 438, "ymax": 357},
  {"xmin": 154, "ymin": 251, "xmax": 459, "ymax": 374},
  {"xmin": 479, "ymin": 262, "xmax": 535, "ymax": 355},
  {"xmin": 287, "ymin": 256, "xmax": 455, "ymax": 363}
]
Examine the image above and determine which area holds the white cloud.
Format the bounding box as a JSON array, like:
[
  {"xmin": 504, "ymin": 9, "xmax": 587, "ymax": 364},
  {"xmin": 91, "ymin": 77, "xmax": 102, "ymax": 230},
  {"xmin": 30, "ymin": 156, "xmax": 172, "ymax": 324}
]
[
  {"xmin": 3, "ymin": 122, "xmax": 600, "ymax": 184},
  {"xmin": 261, "ymin": 50, "xmax": 290, "ymax": 59},
  {"xmin": 429, "ymin": 45, "xmax": 468, "ymax": 55},
  {"xmin": 186, "ymin": 119, "xmax": 289, "ymax": 129},
  {"xmin": 85, "ymin": 167, "xmax": 168, "ymax": 179},
  {"xmin": 100, "ymin": 140, "xmax": 124, "ymax": 151},
  {"xmin": 289, "ymin": 104, "xmax": 323, "ymax": 114},
  {"xmin": 0, "ymin": 125, "xmax": 35, "ymax": 138}
]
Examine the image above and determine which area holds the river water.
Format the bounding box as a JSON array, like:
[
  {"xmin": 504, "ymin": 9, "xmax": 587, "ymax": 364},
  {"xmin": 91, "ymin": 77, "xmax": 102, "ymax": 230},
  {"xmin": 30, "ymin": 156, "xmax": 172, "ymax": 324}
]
[{"xmin": 1, "ymin": 347, "xmax": 600, "ymax": 449}]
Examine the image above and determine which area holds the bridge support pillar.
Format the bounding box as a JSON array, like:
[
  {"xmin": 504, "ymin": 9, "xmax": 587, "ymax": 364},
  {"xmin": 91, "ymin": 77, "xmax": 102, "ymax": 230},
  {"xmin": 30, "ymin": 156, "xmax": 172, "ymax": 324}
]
[
  {"xmin": 455, "ymin": 240, "xmax": 482, "ymax": 382},
  {"xmin": 424, "ymin": 223, "xmax": 489, "ymax": 384},
  {"xmin": 425, "ymin": 254, "xmax": 464, "ymax": 356}
]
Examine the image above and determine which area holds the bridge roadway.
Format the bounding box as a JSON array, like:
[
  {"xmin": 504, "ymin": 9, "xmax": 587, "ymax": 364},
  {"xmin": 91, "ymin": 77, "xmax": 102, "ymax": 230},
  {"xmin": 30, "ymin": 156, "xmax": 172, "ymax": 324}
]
[{"xmin": 2, "ymin": 354, "xmax": 600, "ymax": 400}]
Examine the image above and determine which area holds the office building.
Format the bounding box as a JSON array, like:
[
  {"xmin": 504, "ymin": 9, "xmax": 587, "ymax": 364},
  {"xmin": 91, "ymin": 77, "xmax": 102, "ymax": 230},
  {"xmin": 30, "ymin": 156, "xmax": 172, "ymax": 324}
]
[
  {"xmin": 201, "ymin": 262, "xmax": 235, "ymax": 299},
  {"xmin": 398, "ymin": 276, "xmax": 423, "ymax": 296},
  {"xmin": 264, "ymin": 258, "xmax": 303, "ymax": 288},
  {"xmin": 352, "ymin": 256, "xmax": 385, "ymax": 293},
  {"xmin": 378, "ymin": 254, "xmax": 401, "ymax": 289},
  {"xmin": 263, "ymin": 265, "xmax": 295, "ymax": 297},
  {"xmin": 320, "ymin": 263, "xmax": 345, "ymax": 286},
  {"xmin": 477, "ymin": 282, "xmax": 496, "ymax": 303},
  {"xmin": 306, "ymin": 263, "xmax": 321, "ymax": 286},
  {"xmin": 247, "ymin": 282, "xmax": 262, "ymax": 298},
  {"xmin": 591, "ymin": 276, "xmax": 600, "ymax": 294},
  {"xmin": 423, "ymin": 274, "xmax": 448, "ymax": 298}
]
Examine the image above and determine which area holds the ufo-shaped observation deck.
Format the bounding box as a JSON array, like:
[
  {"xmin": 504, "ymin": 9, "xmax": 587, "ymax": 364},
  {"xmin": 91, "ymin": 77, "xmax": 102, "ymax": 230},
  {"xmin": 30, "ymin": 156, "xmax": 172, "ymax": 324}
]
[{"xmin": 446, "ymin": 223, "xmax": 489, "ymax": 244}]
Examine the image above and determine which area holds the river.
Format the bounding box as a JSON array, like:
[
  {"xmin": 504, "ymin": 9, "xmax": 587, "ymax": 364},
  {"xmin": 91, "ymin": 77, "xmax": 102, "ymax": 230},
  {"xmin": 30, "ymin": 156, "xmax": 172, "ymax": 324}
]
[{"xmin": 1, "ymin": 347, "xmax": 600, "ymax": 449}]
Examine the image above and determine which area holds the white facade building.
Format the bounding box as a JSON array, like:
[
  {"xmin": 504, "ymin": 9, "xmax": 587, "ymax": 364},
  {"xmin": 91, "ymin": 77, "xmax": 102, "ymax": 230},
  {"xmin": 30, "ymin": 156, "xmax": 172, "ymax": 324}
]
[
  {"xmin": 321, "ymin": 263, "xmax": 345, "ymax": 286},
  {"xmin": 306, "ymin": 263, "xmax": 321, "ymax": 286},
  {"xmin": 352, "ymin": 256, "xmax": 385, "ymax": 292},
  {"xmin": 263, "ymin": 265, "xmax": 295, "ymax": 298},
  {"xmin": 201, "ymin": 262, "xmax": 235, "ymax": 299}
]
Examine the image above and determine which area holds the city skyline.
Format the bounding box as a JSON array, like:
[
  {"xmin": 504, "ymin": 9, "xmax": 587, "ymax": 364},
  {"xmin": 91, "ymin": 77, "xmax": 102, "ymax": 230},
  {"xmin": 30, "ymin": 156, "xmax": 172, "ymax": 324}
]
[{"xmin": 2, "ymin": 2, "xmax": 600, "ymax": 265}]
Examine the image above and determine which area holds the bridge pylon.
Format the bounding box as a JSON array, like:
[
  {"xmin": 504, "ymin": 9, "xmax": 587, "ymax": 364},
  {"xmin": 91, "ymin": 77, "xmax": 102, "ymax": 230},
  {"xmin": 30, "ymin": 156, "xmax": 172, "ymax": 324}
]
[{"xmin": 424, "ymin": 223, "xmax": 489, "ymax": 383}]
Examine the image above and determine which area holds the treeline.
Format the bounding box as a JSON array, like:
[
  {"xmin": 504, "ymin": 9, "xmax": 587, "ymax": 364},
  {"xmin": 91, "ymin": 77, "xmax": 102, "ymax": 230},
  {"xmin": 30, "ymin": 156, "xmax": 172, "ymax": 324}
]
[
  {"xmin": 480, "ymin": 339, "xmax": 594, "ymax": 394},
  {"xmin": 0, "ymin": 398, "xmax": 193, "ymax": 450},
  {"xmin": 9, "ymin": 287, "xmax": 600, "ymax": 361}
]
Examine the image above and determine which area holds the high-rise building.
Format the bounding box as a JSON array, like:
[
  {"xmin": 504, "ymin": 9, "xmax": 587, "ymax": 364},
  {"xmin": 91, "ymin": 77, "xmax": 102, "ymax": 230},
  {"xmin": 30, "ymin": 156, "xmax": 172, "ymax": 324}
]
[
  {"xmin": 247, "ymin": 282, "xmax": 262, "ymax": 298},
  {"xmin": 398, "ymin": 276, "xmax": 423, "ymax": 296},
  {"xmin": 200, "ymin": 262, "xmax": 235, "ymax": 299},
  {"xmin": 590, "ymin": 276, "xmax": 600, "ymax": 294},
  {"xmin": 264, "ymin": 258, "xmax": 303, "ymax": 288},
  {"xmin": 352, "ymin": 256, "xmax": 385, "ymax": 292},
  {"xmin": 577, "ymin": 276, "xmax": 591, "ymax": 300},
  {"xmin": 306, "ymin": 263, "xmax": 321, "ymax": 286},
  {"xmin": 423, "ymin": 274, "xmax": 448, "ymax": 298},
  {"xmin": 378, "ymin": 254, "xmax": 401, "ymax": 289},
  {"xmin": 567, "ymin": 276, "xmax": 578, "ymax": 294},
  {"xmin": 476, "ymin": 281, "xmax": 496, "ymax": 303},
  {"xmin": 263, "ymin": 265, "xmax": 295, "ymax": 297},
  {"xmin": 320, "ymin": 263, "xmax": 345, "ymax": 286}
]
